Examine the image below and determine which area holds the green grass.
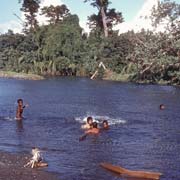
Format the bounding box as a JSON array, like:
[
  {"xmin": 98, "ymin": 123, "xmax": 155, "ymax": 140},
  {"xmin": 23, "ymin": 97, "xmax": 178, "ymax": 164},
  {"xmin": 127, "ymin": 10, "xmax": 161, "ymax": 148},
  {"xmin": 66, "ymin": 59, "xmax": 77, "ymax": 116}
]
[{"xmin": 103, "ymin": 70, "xmax": 132, "ymax": 82}]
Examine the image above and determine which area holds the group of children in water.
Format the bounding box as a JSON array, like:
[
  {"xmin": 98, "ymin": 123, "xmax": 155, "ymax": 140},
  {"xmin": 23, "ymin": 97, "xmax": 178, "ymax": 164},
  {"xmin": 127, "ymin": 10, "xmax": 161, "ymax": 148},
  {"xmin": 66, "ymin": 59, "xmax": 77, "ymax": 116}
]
[
  {"xmin": 82, "ymin": 116, "xmax": 109, "ymax": 132},
  {"xmin": 16, "ymin": 98, "xmax": 109, "ymax": 134},
  {"xmin": 79, "ymin": 116, "xmax": 109, "ymax": 141},
  {"xmin": 15, "ymin": 98, "xmax": 109, "ymax": 166}
]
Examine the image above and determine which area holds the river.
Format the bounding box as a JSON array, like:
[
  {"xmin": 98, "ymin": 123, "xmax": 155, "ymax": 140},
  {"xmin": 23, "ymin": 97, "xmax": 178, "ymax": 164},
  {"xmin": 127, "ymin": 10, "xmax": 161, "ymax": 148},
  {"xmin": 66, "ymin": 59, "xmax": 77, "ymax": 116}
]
[{"xmin": 0, "ymin": 77, "xmax": 179, "ymax": 180}]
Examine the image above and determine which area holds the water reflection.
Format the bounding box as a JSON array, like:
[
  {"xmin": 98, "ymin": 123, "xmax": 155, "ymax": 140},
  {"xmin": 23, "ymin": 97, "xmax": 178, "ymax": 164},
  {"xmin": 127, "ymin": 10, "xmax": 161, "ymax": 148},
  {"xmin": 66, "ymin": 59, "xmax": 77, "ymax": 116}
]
[{"xmin": 16, "ymin": 120, "xmax": 24, "ymax": 132}]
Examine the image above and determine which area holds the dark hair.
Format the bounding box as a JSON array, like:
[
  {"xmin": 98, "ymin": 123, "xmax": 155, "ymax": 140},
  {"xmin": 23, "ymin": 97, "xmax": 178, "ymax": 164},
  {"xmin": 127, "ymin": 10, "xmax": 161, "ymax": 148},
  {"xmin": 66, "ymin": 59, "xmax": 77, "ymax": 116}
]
[
  {"xmin": 87, "ymin": 116, "xmax": 93, "ymax": 123},
  {"xmin": 159, "ymin": 104, "xmax": 165, "ymax": 109},
  {"xmin": 92, "ymin": 122, "xmax": 98, "ymax": 128},
  {"xmin": 103, "ymin": 120, "xmax": 108, "ymax": 125},
  {"xmin": 17, "ymin": 99, "xmax": 23, "ymax": 103}
]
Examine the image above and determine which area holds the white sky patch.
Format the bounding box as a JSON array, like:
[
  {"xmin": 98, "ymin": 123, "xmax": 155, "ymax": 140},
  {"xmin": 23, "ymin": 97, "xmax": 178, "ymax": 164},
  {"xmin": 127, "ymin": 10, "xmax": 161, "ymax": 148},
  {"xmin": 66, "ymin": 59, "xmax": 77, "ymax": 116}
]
[
  {"xmin": 79, "ymin": 20, "xmax": 90, "ymax": 34},
  {"xmin": 0, "ymin": 20, "xmax": 22, "ymax": 34},
  {"xmin": 114, "ymin": 0, "xmax": 164, "ymax": 34}
]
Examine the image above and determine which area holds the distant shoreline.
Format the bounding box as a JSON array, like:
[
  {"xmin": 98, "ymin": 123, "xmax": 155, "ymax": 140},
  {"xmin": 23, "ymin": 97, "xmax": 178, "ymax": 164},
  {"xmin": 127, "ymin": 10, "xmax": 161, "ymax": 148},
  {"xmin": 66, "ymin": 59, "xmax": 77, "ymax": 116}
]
[
  {"xmin": 0, "ymin": 71, "xmax": 44, "ymax": 80},
  {"xmin": 0, "ymin": 70, "xmax": 178, "ymax": 86}
]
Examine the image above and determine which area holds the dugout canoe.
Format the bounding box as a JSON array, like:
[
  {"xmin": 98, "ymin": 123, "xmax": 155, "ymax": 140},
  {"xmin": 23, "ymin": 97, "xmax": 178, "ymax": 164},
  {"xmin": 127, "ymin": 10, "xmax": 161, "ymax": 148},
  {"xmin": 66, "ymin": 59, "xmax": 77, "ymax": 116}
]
[{"xmin": 100, "ymin": 162, "xmax": 162, "ymax": 179}]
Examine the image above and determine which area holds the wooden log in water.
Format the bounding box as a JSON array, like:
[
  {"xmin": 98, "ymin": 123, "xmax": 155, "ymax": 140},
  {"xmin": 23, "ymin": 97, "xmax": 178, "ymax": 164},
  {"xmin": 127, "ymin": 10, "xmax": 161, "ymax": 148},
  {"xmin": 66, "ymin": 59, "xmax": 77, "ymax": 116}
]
[
  {"xmin": 90, "ymin": 62, "xmax": 107, "ymax": 80},
  {"xmin": 90, "ymin": 70, "xmax": 98, "ymax": 80},
  {"xmin": 100, "ymin": 162, "xmax": 162, "ymax": 180}
]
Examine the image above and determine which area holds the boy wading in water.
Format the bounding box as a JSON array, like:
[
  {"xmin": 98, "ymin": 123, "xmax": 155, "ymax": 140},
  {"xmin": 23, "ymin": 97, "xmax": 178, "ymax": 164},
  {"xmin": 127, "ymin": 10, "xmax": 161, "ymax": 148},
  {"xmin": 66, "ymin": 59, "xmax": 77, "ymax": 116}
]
[
  {"xmin": 85, "ymin": 122, "xmax": 100, "ymax": 134},
  {"xmin": 16, "ymin": 99, "xmax": 28, "ymax": 120},
  {"xmin": 79, "ymin": 122, "xmax": 100, "ymax": 141}
]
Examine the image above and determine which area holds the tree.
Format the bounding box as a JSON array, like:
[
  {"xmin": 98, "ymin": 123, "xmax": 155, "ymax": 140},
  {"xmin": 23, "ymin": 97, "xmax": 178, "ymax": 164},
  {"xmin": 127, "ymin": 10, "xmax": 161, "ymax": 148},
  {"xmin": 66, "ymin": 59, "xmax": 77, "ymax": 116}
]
[
  {"xmin": 84, "ymin": 0, "xmax": 123, "ymax": 37},
  {"xmin": 41, "ymin": 4, "xmax": 70, "ymax": 24},
  {"xmin": 88, "ymin": 8, "xmax": 123, "ymax": 36},
  {"xmin": 20, "ymin": 0, "xmax": 40, "ymax": 31},
  {"xmin": 151, "ymin": 0, "xmax": 180, "ymax": 38}
]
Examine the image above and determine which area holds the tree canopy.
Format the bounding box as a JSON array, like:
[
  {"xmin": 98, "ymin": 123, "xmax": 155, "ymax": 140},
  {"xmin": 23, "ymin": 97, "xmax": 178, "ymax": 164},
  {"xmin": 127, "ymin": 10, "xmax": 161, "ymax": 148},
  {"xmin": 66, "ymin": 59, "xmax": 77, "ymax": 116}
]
[
  {"xmin": 41, "ymin": 4, "xmax": 70, "ymax": 24},
  {"xmin": 0, "ymin": 0, "xmax": 179, "ymax": 85},
  {"xmin": 85, "ymin": 0, "xmax": 123, "ymax": 37},
  {"xmin": 20, "ymin": 0, "xmax": 40, "ymax": 31}
]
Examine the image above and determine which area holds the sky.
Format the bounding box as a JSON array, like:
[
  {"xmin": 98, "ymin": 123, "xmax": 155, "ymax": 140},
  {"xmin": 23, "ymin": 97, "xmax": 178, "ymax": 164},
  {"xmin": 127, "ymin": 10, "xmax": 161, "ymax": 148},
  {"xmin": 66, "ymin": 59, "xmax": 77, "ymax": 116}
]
[{"xmin": 0, "ymin": 0, "xmax": 179, "ymax": 34}]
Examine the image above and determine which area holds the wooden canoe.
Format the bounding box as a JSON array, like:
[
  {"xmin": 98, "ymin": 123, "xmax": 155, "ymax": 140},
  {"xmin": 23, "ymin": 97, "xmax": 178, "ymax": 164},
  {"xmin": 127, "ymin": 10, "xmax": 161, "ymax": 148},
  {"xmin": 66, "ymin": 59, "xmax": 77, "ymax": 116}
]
[
  {"xmin": 37, "ymin": 162, "xmax": 48, "ymax": 167},
  {"xmin": 100, "ymin": 162, "xmax": 162, "ymax": 180}
]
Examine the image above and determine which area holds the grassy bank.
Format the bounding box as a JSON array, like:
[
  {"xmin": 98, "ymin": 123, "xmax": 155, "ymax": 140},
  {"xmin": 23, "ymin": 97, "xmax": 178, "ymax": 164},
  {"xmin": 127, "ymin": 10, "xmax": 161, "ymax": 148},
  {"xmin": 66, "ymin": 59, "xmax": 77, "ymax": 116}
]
[
  {"xmin": 103, "ymin": 70, "xmax": 132, "ymax": 82},
  {"xmin": 0, "ymin": 71, "xmax": 44, "ymax": 80},
  {"xmin": 103, "ymin": 70, "xmax": 179, "ymax": 86}
]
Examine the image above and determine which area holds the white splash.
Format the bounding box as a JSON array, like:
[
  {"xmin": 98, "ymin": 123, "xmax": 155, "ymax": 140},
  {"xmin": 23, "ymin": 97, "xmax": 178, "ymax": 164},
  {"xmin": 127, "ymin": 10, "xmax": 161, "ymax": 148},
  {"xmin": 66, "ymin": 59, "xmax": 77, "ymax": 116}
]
[{"xmin": 75, "ymin": 115, "xmax": 126, "ymax": 125}]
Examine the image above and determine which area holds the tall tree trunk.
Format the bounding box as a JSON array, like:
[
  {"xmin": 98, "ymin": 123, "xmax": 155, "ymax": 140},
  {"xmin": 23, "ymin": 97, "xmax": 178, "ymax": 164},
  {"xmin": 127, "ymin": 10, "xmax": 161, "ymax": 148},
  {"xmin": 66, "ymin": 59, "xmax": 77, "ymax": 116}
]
[{"xmin": 100, "ymin": 6, "xmax": 108, "ymax": 37}]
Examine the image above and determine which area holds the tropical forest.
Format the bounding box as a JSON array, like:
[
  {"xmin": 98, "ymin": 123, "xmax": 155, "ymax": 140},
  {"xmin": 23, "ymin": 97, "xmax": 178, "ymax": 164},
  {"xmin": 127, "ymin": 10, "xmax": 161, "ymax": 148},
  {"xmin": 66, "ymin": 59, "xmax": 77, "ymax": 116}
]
[{"xmin": 0, "ymin": 0, "xmax": 179, "ymax": 85}]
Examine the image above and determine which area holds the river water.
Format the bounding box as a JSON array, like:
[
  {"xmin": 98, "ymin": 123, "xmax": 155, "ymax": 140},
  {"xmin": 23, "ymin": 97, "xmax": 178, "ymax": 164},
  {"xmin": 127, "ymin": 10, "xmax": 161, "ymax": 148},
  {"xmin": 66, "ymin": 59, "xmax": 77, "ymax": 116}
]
[{"xmin": 0, "ymin": 77, "xmax": 179, "ymax": 180}]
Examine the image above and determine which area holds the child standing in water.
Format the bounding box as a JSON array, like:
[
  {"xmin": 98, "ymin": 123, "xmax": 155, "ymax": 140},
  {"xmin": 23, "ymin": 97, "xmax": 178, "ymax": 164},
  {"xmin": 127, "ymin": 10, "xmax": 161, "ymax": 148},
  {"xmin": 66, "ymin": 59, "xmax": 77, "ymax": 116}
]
[{"xmin": 16, "ymin": 99, "xmax": 28, "ymax": 120}]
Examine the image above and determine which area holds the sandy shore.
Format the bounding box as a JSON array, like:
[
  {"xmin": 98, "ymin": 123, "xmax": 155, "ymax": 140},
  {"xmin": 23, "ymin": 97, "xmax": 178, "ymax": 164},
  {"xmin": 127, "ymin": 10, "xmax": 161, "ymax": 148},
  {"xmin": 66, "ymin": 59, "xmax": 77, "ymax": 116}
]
[
  {"xmin": 0, "ymin": 71, "xmax": 44, "ymax": 80},
  {"xmin": 0, "ymin": 151, "xmax": 59, "ymax": 180}
]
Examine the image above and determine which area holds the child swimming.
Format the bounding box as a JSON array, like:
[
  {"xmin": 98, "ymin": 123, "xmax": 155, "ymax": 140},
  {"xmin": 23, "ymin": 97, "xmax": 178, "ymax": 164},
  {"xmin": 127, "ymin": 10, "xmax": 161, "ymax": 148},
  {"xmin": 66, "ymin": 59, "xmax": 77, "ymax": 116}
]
[
  {"xmin": 85, "ymin": 122, "xmax": 100, "ymax": 134},
  {"xmin": 81, "ymin": 116, "xmax": 93, "ymax": 129},
  {"xmin": 102, "ymin": 120, "xmax": 109, "ymax": 130}
]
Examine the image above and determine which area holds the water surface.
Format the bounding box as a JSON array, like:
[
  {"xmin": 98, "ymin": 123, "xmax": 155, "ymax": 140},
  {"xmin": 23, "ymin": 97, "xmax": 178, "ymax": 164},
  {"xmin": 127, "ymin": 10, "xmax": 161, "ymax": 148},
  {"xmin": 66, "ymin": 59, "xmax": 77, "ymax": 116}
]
[{"xmin": 0, "ymin": 77, "xmax": 179, "ymax": 180}]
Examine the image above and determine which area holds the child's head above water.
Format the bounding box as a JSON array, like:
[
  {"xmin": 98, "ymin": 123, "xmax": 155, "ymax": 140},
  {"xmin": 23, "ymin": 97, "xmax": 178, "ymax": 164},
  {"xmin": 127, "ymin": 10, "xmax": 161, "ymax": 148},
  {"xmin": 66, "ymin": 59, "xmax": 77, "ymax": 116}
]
[
  {"xmin": 17, "ymin": 99, "xmax": 23, "ymax": 105},
  {"xmin": 102, "ymin": 120, "xmax": 109, "ymax": 129},
  {"xmin": 103, "ymin": 120, "xmax": 108, "ymax": 126},
  {"xmin": 87, "ymin": 116, "xmax": 93, "ymax": 125},
  {"xmin": 159, "ymin": 104, "xmax": 165, "ymax": 110},
  {"xmin": 92, "ymin": 122, "xmax": 98, "ymax": 128}
]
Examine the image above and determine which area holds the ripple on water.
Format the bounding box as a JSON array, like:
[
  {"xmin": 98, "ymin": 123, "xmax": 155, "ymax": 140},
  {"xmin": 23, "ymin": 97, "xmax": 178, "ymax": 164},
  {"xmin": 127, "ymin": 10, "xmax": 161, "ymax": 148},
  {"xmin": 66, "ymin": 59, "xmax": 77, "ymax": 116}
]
[{"xmin": 0, "ymin": 78, "xmax": 179, "ymax": 180}]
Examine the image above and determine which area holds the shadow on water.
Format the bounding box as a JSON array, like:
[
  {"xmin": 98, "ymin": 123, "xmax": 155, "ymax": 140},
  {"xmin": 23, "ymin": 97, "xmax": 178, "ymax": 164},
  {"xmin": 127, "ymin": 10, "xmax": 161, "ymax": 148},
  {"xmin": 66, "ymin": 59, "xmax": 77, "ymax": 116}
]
[
  {"xmin": 0, "ymin": 77, "xmax": 179, "ymax": 180},
  {"xmin": 16, "ymin": 120, "xmax": 24, "ymax": 132}
]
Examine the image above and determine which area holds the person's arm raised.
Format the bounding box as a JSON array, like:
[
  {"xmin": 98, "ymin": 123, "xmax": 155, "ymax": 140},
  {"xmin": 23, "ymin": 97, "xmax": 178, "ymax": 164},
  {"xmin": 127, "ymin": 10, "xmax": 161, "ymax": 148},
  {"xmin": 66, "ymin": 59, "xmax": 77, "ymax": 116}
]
[{"xmin": 23, "ymin": 104, "xmax": 29, "ymax": 109}]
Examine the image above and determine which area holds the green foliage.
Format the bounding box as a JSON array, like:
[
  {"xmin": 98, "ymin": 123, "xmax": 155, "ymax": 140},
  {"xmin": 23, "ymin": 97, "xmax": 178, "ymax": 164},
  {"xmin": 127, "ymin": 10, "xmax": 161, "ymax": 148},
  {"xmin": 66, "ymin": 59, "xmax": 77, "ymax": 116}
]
[
  {"xmin": 20, "ymin": 0, "xmax": 40, "ymax": 31},
  {"xmin": 85, "ymin": 0, "xmax": 123, "ymax": 36},
  {"xmin": 41, "ymin": 4, "xmax": 70, "ymax": 24},
  {"xmin": 1, "ymin": 0, "xmax": 179, "ymax": 85},
  {"xmin": 151, "ymin": 0, "xmax": 180, "ymax": 38}
]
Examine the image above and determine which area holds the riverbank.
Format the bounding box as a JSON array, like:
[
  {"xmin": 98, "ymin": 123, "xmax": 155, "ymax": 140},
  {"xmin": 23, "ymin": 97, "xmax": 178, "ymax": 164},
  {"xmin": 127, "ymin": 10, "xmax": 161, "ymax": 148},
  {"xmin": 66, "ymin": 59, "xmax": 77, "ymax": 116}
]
[
  {"xmin": 0, "ymin": 71, "xmax": 44, "ymax": 80},
  {"xmin": 103, "ymin": 70, "xmax": 180, "ymax": 86},
  {"xmin": 0, "ymin": 151, "xmax": 59, "ymax": 180},
  {"xmin": 0, "ymin": 70, "xmax": 179, "ymax": 86}
]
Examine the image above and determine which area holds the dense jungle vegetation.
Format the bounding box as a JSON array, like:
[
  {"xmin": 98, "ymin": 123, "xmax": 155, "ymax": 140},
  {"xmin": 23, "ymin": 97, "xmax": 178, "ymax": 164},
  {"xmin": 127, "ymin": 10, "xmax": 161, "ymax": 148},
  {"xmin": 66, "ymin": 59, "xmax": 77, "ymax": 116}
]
[{"xmin": 0, "ymin": 0, "xmax": 179, "ymax": 85}]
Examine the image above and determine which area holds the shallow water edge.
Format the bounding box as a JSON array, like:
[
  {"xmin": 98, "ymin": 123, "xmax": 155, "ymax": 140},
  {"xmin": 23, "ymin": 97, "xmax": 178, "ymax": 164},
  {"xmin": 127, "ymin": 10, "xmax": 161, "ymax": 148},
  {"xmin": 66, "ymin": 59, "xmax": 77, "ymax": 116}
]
[{"xmin": 0, "ymin": 150, "xmax": 60, "ymax": 180}]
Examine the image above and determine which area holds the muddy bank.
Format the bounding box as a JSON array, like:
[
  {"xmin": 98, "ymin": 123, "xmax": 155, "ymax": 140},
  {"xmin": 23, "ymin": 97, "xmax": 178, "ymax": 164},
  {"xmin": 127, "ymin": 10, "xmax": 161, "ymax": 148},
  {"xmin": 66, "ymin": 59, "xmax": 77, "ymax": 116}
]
[
  {"xmin": 0, "ymin": 151, "xmax": 59, "ymax": 180},
  {"xmin": 0, "ymin": 71, "xmax": 44, "ymax": 80}
]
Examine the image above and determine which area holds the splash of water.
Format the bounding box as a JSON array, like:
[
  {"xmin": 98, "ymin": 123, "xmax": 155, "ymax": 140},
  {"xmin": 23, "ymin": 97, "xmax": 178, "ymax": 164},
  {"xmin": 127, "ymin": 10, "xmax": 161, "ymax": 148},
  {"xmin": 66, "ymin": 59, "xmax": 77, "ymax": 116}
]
[{"xmin": 75, "ymin": 114, "xmax": 126, "ymax": 125}]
